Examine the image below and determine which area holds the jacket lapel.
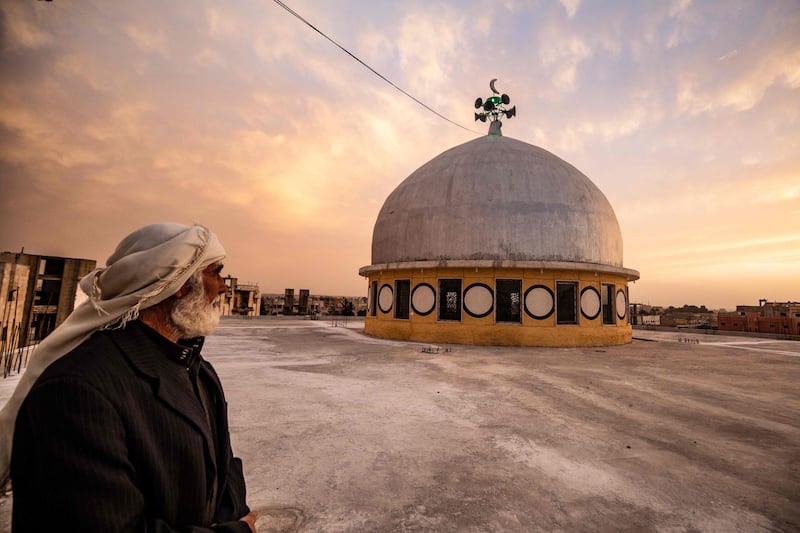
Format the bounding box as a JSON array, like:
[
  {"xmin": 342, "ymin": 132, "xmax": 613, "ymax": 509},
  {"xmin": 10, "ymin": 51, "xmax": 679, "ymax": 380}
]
[
  {"xmin": 200, "ymin": 363, "xmax": 230, "ymax": 481},
  {"xmin": 109, "ymin": 324, "xmax": 217, "ymax": 473}
]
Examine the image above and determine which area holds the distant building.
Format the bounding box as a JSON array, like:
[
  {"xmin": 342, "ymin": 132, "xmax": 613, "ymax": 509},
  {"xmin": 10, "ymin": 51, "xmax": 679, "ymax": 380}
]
[
  {"xmin": 283, "ymin": 289, "xmax": 295, "ymax": 315},
  {"xmin": 0, "ymin": 252, "xmax": 96, "ymax": 352},
  {"xmin": 298, "ymin": 289, "xmax": 310, "ymax": 315},
  {"xmin": 718, "ymin": 302, "xmax": 800, "ymax": 336},
  {"xmin": 630, "ymin": 304, "xmax": 662, "ymax": 326},
  {"xmin": 260, "ymin": 291, "xmax": 364, "ymax": 317},
  {"xmin": 261, "ymin": 294, "xmax": 285, "ymax": 315},
  {"xmin": 637, "ymin": 315, "xmax": 661, "ymax": 326},
  {"xmin": 309, "ymin": 294, "xmax": 365, "ymax": 316},
  {"xmin": 221, "ymin": 276, "xmax": 260, "ymax": 317},
  {"xmin": 264, "ymin": 289, "xmax": 319, "ymax": 316},
  {"xmin": 659, "ymin": 307, "xmax": 715, "ymax": 329}
]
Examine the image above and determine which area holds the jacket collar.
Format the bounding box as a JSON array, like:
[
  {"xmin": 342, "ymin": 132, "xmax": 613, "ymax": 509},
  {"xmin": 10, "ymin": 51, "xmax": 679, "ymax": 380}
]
[{"xmin": 136, "ymin": 321, "xmax": 205, "ymax": 368}]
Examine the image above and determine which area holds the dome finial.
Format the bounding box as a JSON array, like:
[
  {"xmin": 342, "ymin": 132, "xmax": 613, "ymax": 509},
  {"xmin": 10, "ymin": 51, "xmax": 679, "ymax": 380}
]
[{"xmin": 473, "ymin": 79, "xmax": 516, "ymax": 135}]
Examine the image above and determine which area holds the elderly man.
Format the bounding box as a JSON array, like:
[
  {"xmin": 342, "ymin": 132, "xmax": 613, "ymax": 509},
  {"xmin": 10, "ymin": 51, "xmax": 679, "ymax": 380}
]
[{"xmin": 0, "ymin": 223, "xmax": 257, "ymax": 532}]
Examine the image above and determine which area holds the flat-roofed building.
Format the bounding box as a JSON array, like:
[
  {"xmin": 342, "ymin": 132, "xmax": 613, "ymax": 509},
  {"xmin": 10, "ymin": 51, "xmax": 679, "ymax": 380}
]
[
  {"xmin": 221, "ymin": 276, "xmax": 260, "ymax": 317},
  {"xmin": 0, "ymin": 252, "xmax": 95, "ymax": 353},
  {"xmin": 719, "ymin": 302, "xmax": 800, "ymax": 336}
]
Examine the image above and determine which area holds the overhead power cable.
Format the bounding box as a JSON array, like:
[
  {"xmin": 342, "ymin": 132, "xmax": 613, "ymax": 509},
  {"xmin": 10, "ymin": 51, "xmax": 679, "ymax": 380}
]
[{"xmin": 271, "ymin": 0, "xmax": 482, "ymax": 135}]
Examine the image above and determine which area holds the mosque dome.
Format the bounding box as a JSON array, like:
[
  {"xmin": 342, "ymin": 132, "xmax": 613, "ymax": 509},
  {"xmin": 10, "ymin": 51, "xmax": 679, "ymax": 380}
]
[
  {"xmin": 360, "ymin": 91, "xmax": 638, "ymax": 347},
  {"xmin": 371, "ymin": 134, "xmax": 624, "ymax": 268}
]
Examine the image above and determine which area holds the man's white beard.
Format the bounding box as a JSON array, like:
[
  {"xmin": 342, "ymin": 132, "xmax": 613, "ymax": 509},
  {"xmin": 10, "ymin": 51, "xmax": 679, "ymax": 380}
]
[{"xmin": 170, "ymin": 274, "xmax": 220, "ymax": 338}]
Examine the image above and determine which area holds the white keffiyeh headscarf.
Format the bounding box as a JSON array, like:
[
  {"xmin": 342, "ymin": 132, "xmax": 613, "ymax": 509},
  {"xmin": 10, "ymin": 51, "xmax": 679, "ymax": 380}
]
[{"xmin": 0, "ymin": 222, "xmax": 226, "ymax": 484}]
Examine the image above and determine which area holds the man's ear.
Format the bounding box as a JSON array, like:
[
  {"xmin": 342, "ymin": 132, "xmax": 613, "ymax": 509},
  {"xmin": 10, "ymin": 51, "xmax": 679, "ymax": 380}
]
[{"xmin": 174, "ymin": 282, "xmax": 191, "ymax": 299}]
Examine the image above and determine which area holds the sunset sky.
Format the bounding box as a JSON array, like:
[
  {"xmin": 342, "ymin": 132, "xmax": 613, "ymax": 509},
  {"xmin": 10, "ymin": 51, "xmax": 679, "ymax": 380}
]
[{"xmin": 1, "ymin": 0, "xmax": 798, "ymax": 310}]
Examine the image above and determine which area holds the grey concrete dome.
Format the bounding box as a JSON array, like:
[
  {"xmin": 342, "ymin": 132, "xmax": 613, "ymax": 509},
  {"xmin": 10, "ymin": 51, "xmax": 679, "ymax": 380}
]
[{"xmin": 371, "ymin": 134, "xmax": 625, "ymax": 267}]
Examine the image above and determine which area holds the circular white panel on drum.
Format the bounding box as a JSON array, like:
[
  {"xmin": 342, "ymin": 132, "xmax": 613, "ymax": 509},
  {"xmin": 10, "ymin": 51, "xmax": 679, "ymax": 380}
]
[
  {"xmin": 616, "ymin": 290, "xmax": 627, "ymax": 319},
  {"xmin": 463, "ymin": 284, "xmax": 493, "ymax": 317},
  {"xmin": 581, "ymin": 287, "xmax": 601, "ymax": 319},
  {"xmin": 378, "ymin": 284, "xmax": 393, "ymax": 313},
  {"xmin": 411, "ymin": 284, "xmax": 435, "ymax": 315},
  {"xmin": 525, "ymin": 286, "xmax": 553, "ymax": 319}
]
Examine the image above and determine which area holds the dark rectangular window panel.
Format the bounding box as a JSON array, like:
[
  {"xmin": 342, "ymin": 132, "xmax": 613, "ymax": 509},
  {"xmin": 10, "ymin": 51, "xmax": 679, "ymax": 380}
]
[
  {"xmin": 438, "ymin": 279, "xmax": 462, "ymax": 321},
  {"xmin": 35, "ymin": 279, "xmax": 61, "ymax": 306},
  {"xmin": 496, "ymin": 279, "xmax": 522, "ymax": 323},
  {"xmin": 43, "ymin": 258, "xmax": 65, "ymax": 277},
  {"xmin": 395, "ymin": 280, "xmax": 410, "ymax": 319},
  {"xmin": 370, "ymin": 281, "xmax": 378, "ymax": 317},
  {"xmin": 556, "ymin": 282, "xmax": 578, "ymax": 325},
  {"xmin": 602, "ymin": 283, "xmax": 615, "ymax": 325}
]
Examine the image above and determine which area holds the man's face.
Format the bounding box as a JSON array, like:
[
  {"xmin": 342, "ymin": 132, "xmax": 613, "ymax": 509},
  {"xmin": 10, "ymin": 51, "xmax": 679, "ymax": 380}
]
[
  {"xmin": 201, "ymin": 262, "xmax": 227, "ymax": 304},
  {"xmin": 169, "ymin": 262, "xmax": 227, "ymax": 338}
]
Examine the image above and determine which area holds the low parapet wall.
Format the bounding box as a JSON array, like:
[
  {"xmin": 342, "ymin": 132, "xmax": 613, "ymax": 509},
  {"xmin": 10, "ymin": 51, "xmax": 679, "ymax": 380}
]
[{"xmin": 633, "ymin": 325, "xmax": 800, "ymax": 342}]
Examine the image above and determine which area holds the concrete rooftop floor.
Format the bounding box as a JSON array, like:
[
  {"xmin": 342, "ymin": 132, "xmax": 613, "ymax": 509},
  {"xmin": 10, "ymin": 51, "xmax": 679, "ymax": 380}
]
[{"xmin": 1, "ymin": 317, "xmax": 799, "ymax": 532}]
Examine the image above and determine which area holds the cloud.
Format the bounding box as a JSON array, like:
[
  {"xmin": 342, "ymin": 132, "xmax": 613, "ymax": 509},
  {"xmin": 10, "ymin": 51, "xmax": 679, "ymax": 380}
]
[
  {"xmin": 559, "ymin": 0, "xmax": 581, "ymax": 19},
  {"xmin": 551, "ymin": 106, "xmax": 652, "ymax": 152},
  {"xmin": 1, "ymin": 3, "xmax": 54, "ymax": 50},
  {"xmin": 673, "ymin": 4, "xmax": 800, "ymax": 114},
  {"xmin": 642, "ymin": 234, "xmax": 800, "ymax": 264},
  {"xmin": 669, "ymin": 0, "xmax": 694, "ymax": 17},
  {"xmin": 718, "ymin": 49, "xmax": 739, "ymax": 61},
  {"xmin": 677, "ymin": 57, "xmax": 800, "ymax": 114},
  {"xmin": 125, "ymin": 25, "xmax": 166, "ymax": 53},
  {"xmin": 538, "ymin": 34, "xmax": 591, "ymax": 93},
  {"xmin": 397, "ymin": 7, "xmax": 467, "ymax": 96},
  {"xmin": 206, "ymin": 7, "xmax": 240, "ymax": 38}
]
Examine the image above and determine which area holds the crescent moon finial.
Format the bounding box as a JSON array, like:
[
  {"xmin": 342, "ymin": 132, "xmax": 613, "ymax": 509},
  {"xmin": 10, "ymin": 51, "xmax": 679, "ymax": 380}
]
[{"xmin": 489, "ymin": 78, "xmax": 499, "ymax": 94}]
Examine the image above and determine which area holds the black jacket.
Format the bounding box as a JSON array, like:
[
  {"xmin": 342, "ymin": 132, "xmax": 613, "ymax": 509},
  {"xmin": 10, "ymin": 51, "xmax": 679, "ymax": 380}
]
[{"xmin": 11, "ymin": 321, "xmax": 251, "ymax": 532}]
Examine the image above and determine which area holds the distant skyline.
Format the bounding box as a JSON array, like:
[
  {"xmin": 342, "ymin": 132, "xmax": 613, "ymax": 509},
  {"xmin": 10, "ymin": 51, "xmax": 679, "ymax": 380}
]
[{"xmin": 1, "ymin": 1, "xmax": 798, "ymax": 310}]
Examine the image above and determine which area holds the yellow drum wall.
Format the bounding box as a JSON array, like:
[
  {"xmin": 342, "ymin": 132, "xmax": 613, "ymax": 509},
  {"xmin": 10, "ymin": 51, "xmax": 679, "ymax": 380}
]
[{"xmin": 364, "ymin": 267, "xmax": 632, "ymax": 347}]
